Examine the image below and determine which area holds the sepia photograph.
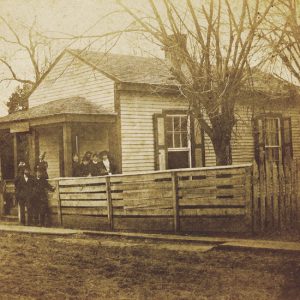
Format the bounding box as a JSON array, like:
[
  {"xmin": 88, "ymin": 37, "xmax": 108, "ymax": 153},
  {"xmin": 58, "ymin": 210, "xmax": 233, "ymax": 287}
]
[{"xmin": 0, "ymin": 0, "xmax": 299, "ymax": 299}]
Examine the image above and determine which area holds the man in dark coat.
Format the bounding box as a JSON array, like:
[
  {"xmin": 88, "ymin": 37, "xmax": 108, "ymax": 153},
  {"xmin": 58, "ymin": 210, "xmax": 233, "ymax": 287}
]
[
  {"xmin": 80, "ymin": 157, "xmax": 91, "ymax": 177},
  {"xmin": 14, "ymin": 166, "xmax": 35, "ymax": 225},
  {"xmin": 33, "ymin": 169, "xmax": 55, "ymax": 226}
]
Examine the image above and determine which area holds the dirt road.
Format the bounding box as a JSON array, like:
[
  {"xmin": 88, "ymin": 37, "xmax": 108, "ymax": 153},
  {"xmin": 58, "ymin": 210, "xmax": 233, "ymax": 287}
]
[{"xmin": 0, "ymin": 232, "xmax": 299, "ymax": 299}]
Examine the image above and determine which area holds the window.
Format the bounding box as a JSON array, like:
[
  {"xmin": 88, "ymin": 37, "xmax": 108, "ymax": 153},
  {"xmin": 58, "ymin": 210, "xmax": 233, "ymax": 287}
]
[
  {"xmin": 154, "ymin": 112, "xmax": 204, "ymax": 170},
  {"xmin": 254, "ymin": 115, "xmax": 293, "ymax": 165},
  {"xmin": 166, "ymin": 115, "xmax": 188, "ymax": 149},
  {"xmin": 264, "ymin": 118, "xmax": 281, "ymax": 162},
  {"xmin": 166, "ymin": 115, "xmax": 191, "ymax": 169}
]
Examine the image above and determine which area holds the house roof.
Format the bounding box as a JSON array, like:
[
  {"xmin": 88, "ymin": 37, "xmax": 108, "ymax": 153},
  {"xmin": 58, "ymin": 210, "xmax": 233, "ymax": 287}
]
[
  {"xmin": 0, "ymin": 96, "xmax": 115, "ymax": 124},
  {"xmin": 69, "ymin": 49, "xmax": 178, "ymax": 86}
]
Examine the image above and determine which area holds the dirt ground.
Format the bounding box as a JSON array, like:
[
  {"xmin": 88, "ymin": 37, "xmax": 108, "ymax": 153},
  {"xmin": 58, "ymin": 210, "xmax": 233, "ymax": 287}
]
[{"xmin": 0, "ymin": 232, "xmax": 299, "ymax": 300}]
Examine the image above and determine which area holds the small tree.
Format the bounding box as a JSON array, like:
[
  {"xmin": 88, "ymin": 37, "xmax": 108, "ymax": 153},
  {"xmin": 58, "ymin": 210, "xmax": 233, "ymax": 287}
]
[
  {"xmin": 6, "ymin": 84, "xmax": 32, "ymax": 114},
  {"xmin": 117, "ymin": 0, "xmax": 275, "ymax": 165}
]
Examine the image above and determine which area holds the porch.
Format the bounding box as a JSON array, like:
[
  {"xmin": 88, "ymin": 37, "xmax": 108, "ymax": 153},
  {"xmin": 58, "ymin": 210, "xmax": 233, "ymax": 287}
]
[{"xmin": 0, "ymin": 97, "xmax": 118, "ymax": 180}]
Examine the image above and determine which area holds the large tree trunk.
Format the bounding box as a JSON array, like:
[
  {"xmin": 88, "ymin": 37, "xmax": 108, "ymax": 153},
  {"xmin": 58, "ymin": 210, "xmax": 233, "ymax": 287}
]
[{"xmin": 211, "ymin": 132, "xmax": 232, "ymax": 166}]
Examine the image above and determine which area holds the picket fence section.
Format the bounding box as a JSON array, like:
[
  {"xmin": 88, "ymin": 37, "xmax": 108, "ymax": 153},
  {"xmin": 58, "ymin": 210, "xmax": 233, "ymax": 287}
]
[
  {"xmin": 48, "ymin": 164, "xmax": 252, "ymax": 233},
  {"xmin": 252, "ymin": 159, "xmax": 300, "ymax": 233}
]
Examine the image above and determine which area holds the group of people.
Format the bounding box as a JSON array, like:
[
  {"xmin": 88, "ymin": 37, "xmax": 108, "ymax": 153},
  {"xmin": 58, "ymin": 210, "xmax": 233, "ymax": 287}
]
[
  {"xmin": 14, "ymin": 153, "xmax": 53, "ymax": 226},
  {"xmin": 72, "ymin": 150, "xmax": 116, "ymax": 177}
]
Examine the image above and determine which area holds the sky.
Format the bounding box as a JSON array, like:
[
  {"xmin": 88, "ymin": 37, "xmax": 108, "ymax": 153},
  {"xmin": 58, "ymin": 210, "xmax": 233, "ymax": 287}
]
[
  {"xmin": 0, "ymin": 0, "xmax": 297, "ymax": 110},
  {"xmin": 0, "ymin": 0, "xmax": 164, "ymax": 106}
]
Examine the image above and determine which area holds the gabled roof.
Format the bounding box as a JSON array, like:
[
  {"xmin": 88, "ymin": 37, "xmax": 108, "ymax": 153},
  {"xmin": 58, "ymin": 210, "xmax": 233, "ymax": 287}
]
[
  {"xmin": 68, "ymin": 49, "xmax": 178, "ymax": 86},
  {"xmin": 0, "ymin": 96, "xmax": 115, "ymax": 124}
]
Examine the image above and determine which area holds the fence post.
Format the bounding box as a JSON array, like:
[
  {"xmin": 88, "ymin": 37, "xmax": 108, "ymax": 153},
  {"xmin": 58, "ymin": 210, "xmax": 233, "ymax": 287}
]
[
  {"xmin": 54, "ymin": 180, "xmax": 62, "ymax": 226},
  {"xmin": 0, "ymin": 181, "xmax": 5, "ymax": 217},
  {"xmin": 106, "ymin": 176, "xmax": 113, "ymax": 230},
  {"xmin": 252, "ymin": 161, "xmax": 258, "ymax": 233},
  {"xmin": 172, "ymin": 172, "xmax": 179, "ymax": 233},
  {"xmin": 245, "ymin": 166, "xmax": 252, "ymax": 233}
]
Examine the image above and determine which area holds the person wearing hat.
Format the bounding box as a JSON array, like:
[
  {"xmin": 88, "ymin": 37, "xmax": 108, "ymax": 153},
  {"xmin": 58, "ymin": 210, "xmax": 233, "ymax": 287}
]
[
  {"xmin": 99, "ymin": 151, "xmax": 116, "ymax": 175},
  {"xmin": 89, "ymin": 153, "xmax": 101, "ymax": 176},
  {"xmin": 14, "ymin": 165, "xmax": 35, "ymax": 225}
]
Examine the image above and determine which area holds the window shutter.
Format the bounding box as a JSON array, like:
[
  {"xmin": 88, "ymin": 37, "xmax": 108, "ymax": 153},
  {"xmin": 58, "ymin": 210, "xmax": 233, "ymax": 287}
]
[
  {"xmin": 153, "ymin": 114, "xmax": 167, "ymax": 170},
  {"xmin": 191, "ymin": 117, "xmax": 203, "ymax": 167},
  {"xmin": 253, "ymin": 117, "xmax": 265, "ymax": 165},
  {"xmin": 281, "ymin": 117, "xmax": 293, "ymax": 163}
]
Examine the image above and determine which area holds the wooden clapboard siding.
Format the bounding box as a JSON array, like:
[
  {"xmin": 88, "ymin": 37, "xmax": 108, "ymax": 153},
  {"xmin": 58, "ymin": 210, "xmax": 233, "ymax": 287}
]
[
  {"xmin": 38, "ymin": 127, "xmax": 60, "ymax": 178},
  {"xmin": 29, "ymin": 52, "xmax": 115, "ymax": 111},
  {"xmin": 119, "ymin": 92, "xmax": 188, "ymax": 173},
  {"xmin": 231, "ymin": 105, "xmax": 254, "ymax": 164}
]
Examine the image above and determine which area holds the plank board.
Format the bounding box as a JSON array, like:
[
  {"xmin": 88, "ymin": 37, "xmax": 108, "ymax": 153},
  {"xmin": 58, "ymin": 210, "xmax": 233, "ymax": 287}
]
[
  {"xmin": 110, "ymin": 181, "xmax": 172, "ymax": 191},
  {"xmin": 61, "ymin": 207, "xmax": 108, "ymax": 216},
  {"xmin": 123, "ymin": 189, "xmax": 173, "ymax": 201},
  {"xmin": 179, "ymin": 197, "xmax": 245, "ymax": 207},
  {"xmin": 61, "ymin": 200, "xmax": 107, "ymax": 207},
  {"xmin": 178, "ymin": 176, "xmax": 245, "ymax": 188},
  {"xmin": 113, "ymin": 208, "xmax": 173, "ymax": 216},
  {"xmin": 59, "ymin": 185, "xmax": 107, "ymax": 193},
  {"xmin": 180, "ymin": 208, "xmax": 246, "ymax": 217},
  {"xmin": 60, "ymin": 193, "xmax": 107, "ymax": 200},
  {"xmin": 59, "ymin": 177, "xmax": 106, "ymax": 186},
  {"xmin": 176, "ymin": 168, "xmax": 247, "ymax": 177},
  {"xmin": 178, "ymin": 187, "xmax": 244, "ymax": 198}
]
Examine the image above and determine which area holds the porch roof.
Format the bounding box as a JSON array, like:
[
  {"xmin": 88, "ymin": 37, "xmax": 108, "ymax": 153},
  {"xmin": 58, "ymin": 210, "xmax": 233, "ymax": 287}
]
[{"xmin": 0, "ymin": 96, "xmax": 116, "ymax": 129}]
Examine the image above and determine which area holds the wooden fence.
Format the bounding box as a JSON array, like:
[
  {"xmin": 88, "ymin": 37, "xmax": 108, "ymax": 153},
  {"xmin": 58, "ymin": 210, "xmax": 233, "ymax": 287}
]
[
  {"xmin": 47, "ymin": 164, "xmax": 252, "ymax": 233},
  {"xmin": 252, "ymin": 159, "xmax": 300, "ymax": 233},
  {"xmin": 1, "ymin": 162, "xmax": 299, "ymax": 234}
]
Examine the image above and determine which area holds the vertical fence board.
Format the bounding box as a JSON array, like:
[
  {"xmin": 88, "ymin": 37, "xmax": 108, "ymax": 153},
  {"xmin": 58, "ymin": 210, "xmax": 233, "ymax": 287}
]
[
  {"xmin": 55, "ymin": 180, "xmax": 62, "ymax": 226},
  {"xmin": 172, "ymin": 172, "xmax": 179, "ymax": 233},
  {"xmin": 252, "ymin": 161, "xmax": 260, "ymax": 233},
  {"xmin": 106, "ymin": 177, "xmax": 113, "ymax": 230},
  {"xmin": 244, "ymin": 167, "xmax": 252, "ymax": 232},
  {"xmin": 272, "ymin": 162, "xmax": 279, "ymax": 231}
]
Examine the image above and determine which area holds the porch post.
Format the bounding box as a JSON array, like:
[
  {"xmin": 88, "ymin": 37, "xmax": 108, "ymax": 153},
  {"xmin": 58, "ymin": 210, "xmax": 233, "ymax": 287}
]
[
  {"xmin": 63, "ymin": 123, "xmax": 72, "ymax": 177},
  {"xmin": 28, "ymin": 129, "xmax": 39, "ymax": 172},
  {"xmin": 13, "ymin": 133, "xmax": 17, "ymax": 177}
]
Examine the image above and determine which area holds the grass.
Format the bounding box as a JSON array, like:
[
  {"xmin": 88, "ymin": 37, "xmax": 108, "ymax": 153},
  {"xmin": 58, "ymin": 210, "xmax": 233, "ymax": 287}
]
[{"xmin": 0, "ymin": 232, "xmax": 299, "ymax": 299}]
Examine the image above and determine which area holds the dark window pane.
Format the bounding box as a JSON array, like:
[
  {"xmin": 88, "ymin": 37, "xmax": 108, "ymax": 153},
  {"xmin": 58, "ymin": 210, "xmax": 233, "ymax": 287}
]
[
  {"xmin": 174, "ymin": 117, "xmax": 180, "ymax": 131},
  {"xmin": 166, "ymin": 133, "xmax": 173, "ymax": 148},
  {"xmin": 181, "ymin": 132, "xmax": 188, "ymax": 147},
  {"xmin": 174, "ymin": 133, "xmax": 181, "ymax": 148},
  {"xmin": 168, "ymin": 151, "xmax": 189, "ymax": 169},
  {"xmin": 181, "ymin": 116, "xmax": 187, "ymax": 131}
]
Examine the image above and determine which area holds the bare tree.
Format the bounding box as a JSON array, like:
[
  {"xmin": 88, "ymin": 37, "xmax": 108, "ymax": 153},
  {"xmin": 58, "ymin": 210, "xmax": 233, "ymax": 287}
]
[
  {"xmin": 0, "ymin": 17, "xmax": 56, "ymax": 112},
  {"xmin": 0, "ymin": 17, "xmax": 53, "ymax": 85},
  {"xmin": 117, "ymin": 0, "xmax": 275, "ymax": 165},
  {"xmin": 265, "ymin": 0, "xmax": 300, "ymax": 84}
]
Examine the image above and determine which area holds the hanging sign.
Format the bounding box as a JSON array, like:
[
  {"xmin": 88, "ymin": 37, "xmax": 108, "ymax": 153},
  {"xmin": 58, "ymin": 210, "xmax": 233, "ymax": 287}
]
[{"xmin": 10, "ymin": 122, "xmax": 30, "ymax": 133}]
